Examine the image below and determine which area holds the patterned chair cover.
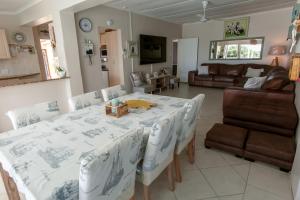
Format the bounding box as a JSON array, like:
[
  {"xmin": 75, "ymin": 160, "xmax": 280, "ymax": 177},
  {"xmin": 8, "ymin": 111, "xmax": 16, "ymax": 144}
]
[
  {"xmin": 6, "ymin": 101, "xmax": 60, "ymax": 130},
  {"xmin": 175, "ymin": 94, "xmax": 205, "ymax": 155},
  {"xmin": 79, "ymin": 128, "xmax": 143, "ymax": 200},
  {"xmin": 137, "ymin": 111, "xmax": 177, "ymax": 186},
  {"xmin": 101, "ymin": 85, "xmax": 127, "ymax": 102},
  {"xmin": 69, "ymin": 91, "xmax": 102, "ymax": 111}
]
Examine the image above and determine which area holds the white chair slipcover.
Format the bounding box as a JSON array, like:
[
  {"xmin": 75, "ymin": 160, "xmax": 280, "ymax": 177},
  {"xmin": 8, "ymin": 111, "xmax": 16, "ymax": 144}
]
[
  {"xmin": 176, "ymin": 94, "xmax": 205, "ymax": 155},
  {"xmin": 6, "ymin": 100, "xmax": 60, "ymax": 130},
  {"xmin": 137, "ymin": 111, "xmax": 177, "ymax": 186},
  {"xmin": 69, "ymin": 91, "xmax": 102, "ymax": 111},
  {"xmin": 101, "ymin": 85, "xmax": 127, "ymax": 102},
  {"xmin": 79, "ymin": 128, "xmax": 143, "ymax": 200}
]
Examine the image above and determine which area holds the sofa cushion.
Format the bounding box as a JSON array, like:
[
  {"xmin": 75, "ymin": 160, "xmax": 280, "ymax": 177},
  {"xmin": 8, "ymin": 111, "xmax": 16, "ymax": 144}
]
[
  {"xmin": 131, "ymin": 72, "xmax": 145, "ymax": 87},
  {"xmin": 219, "ymin": 65, "xmax": 243, "ymax": 76},
  {"xmin": 214, "ymin": 75, "xmax": 235, "ymax": 83},
  {"xmin": 245, "ymin": 67, "xmax": 264, "ymax": 77},
  {"xmin": 198, "ymin": 66, "xmax": 209, "ymax": 75},
  {"xmin": 244, "ymin": 76, "xmax": 267, "ymax": 89},
  {"xmin": 262, "ymin": 68, "xmax": 290, "ymax": 90},
  {"xmin": 206, "ymin": 123, "xmax": 248, "ymax": 148},
  {"xmin": 246, "ymin": 130, "xmax": 296, "ymax": 162},
  {"xmin": 194, "ymin": 75, "xmax": 213, "ymax": 81}
]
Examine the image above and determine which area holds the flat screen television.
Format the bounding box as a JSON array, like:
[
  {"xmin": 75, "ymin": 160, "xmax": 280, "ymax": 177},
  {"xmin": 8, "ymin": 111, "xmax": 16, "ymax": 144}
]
[{"xmin": 140, "ymin": 34, "xmax": 167, "ymax": 65}]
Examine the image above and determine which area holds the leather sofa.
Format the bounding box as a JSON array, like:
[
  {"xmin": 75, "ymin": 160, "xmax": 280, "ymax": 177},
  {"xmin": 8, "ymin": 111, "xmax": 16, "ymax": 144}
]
[
  {"xmin": 188, "ymin": 63, "xmax": 275, "ymax": 88},
  {"xmin": 205, "ymin": 67, "xmax": 298, "ymax": 171}
]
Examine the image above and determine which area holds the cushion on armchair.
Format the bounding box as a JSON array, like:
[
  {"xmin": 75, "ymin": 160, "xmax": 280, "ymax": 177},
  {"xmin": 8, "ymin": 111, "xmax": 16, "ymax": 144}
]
[{"xmin": 131, "ymin": 72, "xmax": 145, "ymax": 87}]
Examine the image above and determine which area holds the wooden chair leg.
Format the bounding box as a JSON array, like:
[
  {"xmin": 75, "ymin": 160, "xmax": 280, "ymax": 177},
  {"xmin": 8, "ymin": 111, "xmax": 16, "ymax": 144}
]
[
  {"xmin": 174, "ymin": 154, "xmax": 182, "ymax": 183},
  {"xmin": 167, "ymin": 162, "xmax": 175, "ymax": 191},
  {"xmin": 188, "ymin": 134, "xmax": 196, "ymax": 164},
  {"xmin": 143, "ymin": 185, "xmax": 150, "ymax": 200},
  {"xmin": 0, "ymin": 164, "xmax": 20, "ymax": 200}
]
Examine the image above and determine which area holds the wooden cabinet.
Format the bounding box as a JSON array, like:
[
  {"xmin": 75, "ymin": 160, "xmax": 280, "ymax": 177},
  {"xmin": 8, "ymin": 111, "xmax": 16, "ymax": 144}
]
[{"xmin": 0, "ymin": 29, "xmax": 11, "ymax": 59}]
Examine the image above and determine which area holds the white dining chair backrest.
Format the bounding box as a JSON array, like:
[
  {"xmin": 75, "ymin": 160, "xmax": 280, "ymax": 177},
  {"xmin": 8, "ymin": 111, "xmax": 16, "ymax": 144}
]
[
  {"xmin": 176, "ymin": 94, "xmax": 205, "ymax": 154},
  {"xmin": 69, "ymin": 91, "xmax": 102, "ymax": 111},
  {"xmin": 79, "ymin": 128, "xmax": 143, "ymax": 200},
  {"xmin": 101, "ymin": 85, "xmax": 127, "ymax": 102},
  {"xmin": 6, "ymin": 101, "xmax": 60, "ymax": 130},
  {"xmin": 140, "ymin": 112, "xmax": 177, "ymax": 186}
]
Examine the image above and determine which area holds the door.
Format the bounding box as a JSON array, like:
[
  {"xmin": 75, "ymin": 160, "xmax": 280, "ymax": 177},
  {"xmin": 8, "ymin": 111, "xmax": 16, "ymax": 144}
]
[
  {"xmin": 0, "ymin": 29, "xmax": 11, "ymax": 59},
  {"xmin": 106, "ymin": 31, "xmax": 121, "ymax": 86},
  {"xmin": 177, "ymin": 38, "xmax": 198, "ymax": 82}
]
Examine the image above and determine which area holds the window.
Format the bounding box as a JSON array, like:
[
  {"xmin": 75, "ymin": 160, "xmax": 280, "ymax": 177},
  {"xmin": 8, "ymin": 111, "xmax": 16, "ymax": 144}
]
[{"xmin": 209, "ymin": 37, "xmax": 264, "ymax": 60}]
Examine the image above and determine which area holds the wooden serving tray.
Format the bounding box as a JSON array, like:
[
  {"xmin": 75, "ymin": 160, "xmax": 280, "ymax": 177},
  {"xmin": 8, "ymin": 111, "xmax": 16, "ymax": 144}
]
[{"xmin": 105, "ymin": 103, "xmax": 129, "ymax": 118}]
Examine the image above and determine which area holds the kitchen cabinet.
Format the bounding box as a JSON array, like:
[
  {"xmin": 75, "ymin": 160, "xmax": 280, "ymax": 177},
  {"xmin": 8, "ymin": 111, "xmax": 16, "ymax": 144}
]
[{"xmin": 0, "ymin": 29, "xmax": 11, "ymax": 59}]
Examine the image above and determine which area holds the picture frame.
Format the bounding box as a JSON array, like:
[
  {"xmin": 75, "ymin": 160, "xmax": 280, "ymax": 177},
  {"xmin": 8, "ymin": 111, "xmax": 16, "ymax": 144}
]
[
  {"xmin": 127, "ymin": 41, "xmax": 138, "ymax": 57},
  {"xmin": 224, "ymin": 17, "xmax": 249, "ymax": 39}
]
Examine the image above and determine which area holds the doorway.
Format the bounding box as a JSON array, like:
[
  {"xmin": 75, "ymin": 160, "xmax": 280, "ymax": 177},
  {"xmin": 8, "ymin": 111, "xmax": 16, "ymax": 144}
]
[
  {"xmin": 99, "ymin": 28, "xmax": 124, "ymax": 87},
  {"xmin": 172, "ymin": 40, "xmax": 178, "ymax": 77},
  {"xmin": 33, "ymin": 22, "xmax": 59, "ymax": 80}
]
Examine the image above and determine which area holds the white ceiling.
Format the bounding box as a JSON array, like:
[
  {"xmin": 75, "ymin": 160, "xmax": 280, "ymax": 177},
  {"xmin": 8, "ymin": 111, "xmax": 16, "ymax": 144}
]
[
  {"xmin": 0, "ymin": 0, "xmax": 43, "ymax": 14},
  {"xmin": 105, "ymin": 0, "xmax": 296, "ymax": 24}
]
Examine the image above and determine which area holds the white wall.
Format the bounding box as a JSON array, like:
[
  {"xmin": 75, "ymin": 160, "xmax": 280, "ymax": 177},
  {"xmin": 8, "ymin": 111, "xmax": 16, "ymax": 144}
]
[
  {"xmin": 183, "ymin": 7, "xmax": 292, "ymax": 68},
  {"xmin": 0, "ymin": 79, "xmax": 71, "ymax": 132},
  {"xmin": 75, "ymin": 5, "xmax": 182, "ymax": 93},
  {"xmin": 0, "ymin": 14, "xmax": 40, "ymax": 77}
]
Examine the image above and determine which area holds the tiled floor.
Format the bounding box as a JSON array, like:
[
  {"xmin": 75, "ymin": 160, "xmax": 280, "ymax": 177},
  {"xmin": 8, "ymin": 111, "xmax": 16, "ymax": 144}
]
[{"xmin": 0, "ymin": 84, "xmax": 294, "ymax": 200}]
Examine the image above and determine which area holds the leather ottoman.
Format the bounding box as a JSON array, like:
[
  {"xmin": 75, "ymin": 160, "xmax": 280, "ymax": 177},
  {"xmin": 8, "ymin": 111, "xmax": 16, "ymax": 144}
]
[
  {"xmin": 245, "ymin": 130, "xmax": 296, "ymax": 171},
  {"xmin": 205, "ymin": 123, "xmax": 248, "ymax": 156}
]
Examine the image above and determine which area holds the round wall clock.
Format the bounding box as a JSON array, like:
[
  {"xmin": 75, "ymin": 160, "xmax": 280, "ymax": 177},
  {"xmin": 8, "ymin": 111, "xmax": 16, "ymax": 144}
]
[
  {"xmin": 79, "ymin": 18, "xmax": 93, "ymax": 32},
  {"xmin": 13, "ymin": 32, "xmax": 26, "ymax": 43}
]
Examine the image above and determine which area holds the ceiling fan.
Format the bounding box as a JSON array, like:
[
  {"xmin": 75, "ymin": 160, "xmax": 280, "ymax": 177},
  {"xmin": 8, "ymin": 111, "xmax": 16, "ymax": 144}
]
[{"xmin": 197, "ymin": 0, "xmax": 209, "ymax": 23}]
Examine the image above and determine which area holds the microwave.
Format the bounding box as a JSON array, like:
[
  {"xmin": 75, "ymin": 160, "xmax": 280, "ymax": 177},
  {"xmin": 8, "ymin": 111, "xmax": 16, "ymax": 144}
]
[{"xmin": 101, "ymin": 49, "xmax": 107, "ymax": 57}]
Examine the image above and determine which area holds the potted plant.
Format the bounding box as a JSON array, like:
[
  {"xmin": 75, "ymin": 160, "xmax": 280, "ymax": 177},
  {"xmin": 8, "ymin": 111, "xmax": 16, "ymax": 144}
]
[{"xmin": 55, "ymin": 66, "xmax": 66, "ymax": 78}]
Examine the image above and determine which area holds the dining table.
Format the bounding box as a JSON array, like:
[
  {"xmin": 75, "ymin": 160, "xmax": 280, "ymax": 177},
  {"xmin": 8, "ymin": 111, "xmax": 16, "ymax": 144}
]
[{"xmin": 0, "ymin": 92, "xmax": 190, "ymax": 200}]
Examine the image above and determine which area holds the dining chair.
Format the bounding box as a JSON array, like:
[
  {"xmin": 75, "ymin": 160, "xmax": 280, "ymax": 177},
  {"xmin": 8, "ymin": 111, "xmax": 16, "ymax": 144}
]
[
  {"xmin": 136, "ymin": 112, "xmax": 178, "ymax": 200},
  {"xmin": 79, "ymin": 128, "xmax": 143, "ymax": 200},
  {"xmin": 101, "ymin": 85, "xmax": 127, "ymax": 102},
  {"xmin": 69, "ymin": 91, "xmax": 102, "ymax": 111},
  {"xmin": 174, "ymin": 94, "xmax": 205, "ymax": 182},
  {"xmin": 6, "ymin": 100, "xmax": 60, "ymax": 130}
]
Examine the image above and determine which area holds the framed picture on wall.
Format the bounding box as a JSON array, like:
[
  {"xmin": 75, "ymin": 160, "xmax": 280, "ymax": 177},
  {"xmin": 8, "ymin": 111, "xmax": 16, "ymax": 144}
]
[
  {"xmin": 127, "ymin": 41, "xmax": 138, "ymax": 57},
  {"xmin": 224, "ymin": 17, "xmax": 249, "ymax": 39}
]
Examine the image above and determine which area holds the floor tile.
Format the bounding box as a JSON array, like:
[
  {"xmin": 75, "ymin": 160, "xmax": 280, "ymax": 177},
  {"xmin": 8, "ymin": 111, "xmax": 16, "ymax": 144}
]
[
  {"xmin": 219, "ymin": 194, "xmax": 243, "ymax": 200},
  {"xmin": 195, "ymin": 134, "xmax": 205, "ymax": 150},
  {"xmin": 195, "ymin": 149, "xmax": 228, "ymax": 169},
  {"xmin": 244, "ymin": 184, "xmax": 286, "ymax": 200},
  {"xmin": 0, "ymin": 194, "xmax": 8, "ymax": 200},
  {"xmin": 174, "ymin": 170, "xmax": 216, "ymax": 200},
  {"xmin": 219, "ymin": 151, "xmax": 249, "ymax": 166},
  {"xmin": 135, "ymin": 173, "xmax": 177, "ymax": 200},
  {"xmin": 202, "ymin": 166, "xmax": 246, "ymax": 196},
  {"xmin": 232, "ymin": 164, "xmax": 250, "ymax": 181},
  {"xmin": 247, "ymin": 163, "xmax": 293, "ymax": 200},
  {"xmin": 179, "ymin": 154, "xmax": 199, "ymax": 171}
]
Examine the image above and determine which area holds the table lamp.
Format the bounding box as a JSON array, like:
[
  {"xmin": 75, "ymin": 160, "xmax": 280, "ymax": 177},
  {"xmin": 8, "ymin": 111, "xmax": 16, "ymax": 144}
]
[
  {"xmin": 268, "ymin": 46, "xmax": 287, "ymax": 67},
  {"xmin": 290, "ymin": 54, "xmax": 300, "ymax": 81}
]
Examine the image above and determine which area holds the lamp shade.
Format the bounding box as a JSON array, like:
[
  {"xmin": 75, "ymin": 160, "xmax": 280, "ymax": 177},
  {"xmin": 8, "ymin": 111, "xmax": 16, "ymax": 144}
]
[{"xmin": 268, "ymin": 45, "xmax": 287, "ymax": 56}]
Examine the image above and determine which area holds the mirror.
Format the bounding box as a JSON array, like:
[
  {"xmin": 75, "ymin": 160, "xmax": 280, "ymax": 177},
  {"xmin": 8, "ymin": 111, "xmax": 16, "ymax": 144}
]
[{"xmin": 209, "ymin": 37, "xmax": 264, "ymax": 60}]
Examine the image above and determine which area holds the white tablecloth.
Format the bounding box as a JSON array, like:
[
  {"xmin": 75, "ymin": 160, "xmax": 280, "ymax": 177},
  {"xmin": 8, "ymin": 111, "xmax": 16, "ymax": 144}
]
[{"xmin": 0, "ymin": 93, "xmax": 189, "ymax": 200}]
